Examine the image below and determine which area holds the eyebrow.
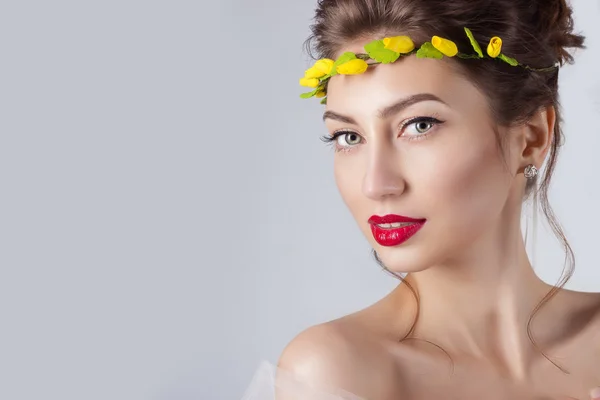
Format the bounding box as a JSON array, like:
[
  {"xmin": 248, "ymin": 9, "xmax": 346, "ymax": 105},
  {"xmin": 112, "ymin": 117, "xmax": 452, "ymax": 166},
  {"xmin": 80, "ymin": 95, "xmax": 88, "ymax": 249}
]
[{"xmin": 322, "ymin": 93, "xmax": 449, "ymax": 124}]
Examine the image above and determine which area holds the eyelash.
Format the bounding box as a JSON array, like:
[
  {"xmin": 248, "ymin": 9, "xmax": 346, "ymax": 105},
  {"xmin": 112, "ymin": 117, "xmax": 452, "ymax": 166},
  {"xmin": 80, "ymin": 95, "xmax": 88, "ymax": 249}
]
[{"xmin": 320, "ymin": 115, "xmax": 445, "ymax": 153}]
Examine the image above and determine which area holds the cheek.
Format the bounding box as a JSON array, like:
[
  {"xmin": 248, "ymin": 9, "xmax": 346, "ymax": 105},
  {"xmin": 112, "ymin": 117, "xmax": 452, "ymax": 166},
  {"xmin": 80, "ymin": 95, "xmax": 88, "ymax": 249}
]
[
  {"xmin": 334, "ymin": 159, "xmax": 362, "ymax": 214},
  {"xmin": 331, "ymin": 129, "xmax": 512, "ymax": 233},
  {"xmin": 419, "ymin": 134, "xmax": 511, "ymax": 227}
]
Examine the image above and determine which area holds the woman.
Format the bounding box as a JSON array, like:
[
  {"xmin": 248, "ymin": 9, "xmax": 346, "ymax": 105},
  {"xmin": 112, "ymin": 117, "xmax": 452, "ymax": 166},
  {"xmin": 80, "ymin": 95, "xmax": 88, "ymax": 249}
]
[{"xmin": 242, "ymin": 0, "xmax": 600, "ymax": 399}]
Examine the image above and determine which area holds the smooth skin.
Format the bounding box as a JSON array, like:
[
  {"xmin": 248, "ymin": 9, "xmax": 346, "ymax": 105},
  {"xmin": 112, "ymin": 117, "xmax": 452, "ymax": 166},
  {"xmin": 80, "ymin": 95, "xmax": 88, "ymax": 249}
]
[{"xmin": 278, "ymin": 37, "xmax": 600, "ymax": 400}]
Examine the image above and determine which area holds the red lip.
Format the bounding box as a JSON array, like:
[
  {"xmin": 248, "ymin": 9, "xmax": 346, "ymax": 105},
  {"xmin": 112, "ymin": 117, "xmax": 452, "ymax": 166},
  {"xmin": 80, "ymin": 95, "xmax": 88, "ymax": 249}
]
[
  {"xmin": 368, "ymin": 214, "xmax": 425, "ymax": 224},
  {"xmin": 368, "ymin": 214, "xmax": 426, "ymax": 247}
]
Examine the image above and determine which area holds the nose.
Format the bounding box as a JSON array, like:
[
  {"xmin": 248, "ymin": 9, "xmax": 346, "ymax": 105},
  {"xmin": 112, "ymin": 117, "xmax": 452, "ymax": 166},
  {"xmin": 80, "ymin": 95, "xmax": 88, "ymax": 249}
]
[{"xmin": 361, "ymin": 144, "xmax": 406, "ymax": 200}]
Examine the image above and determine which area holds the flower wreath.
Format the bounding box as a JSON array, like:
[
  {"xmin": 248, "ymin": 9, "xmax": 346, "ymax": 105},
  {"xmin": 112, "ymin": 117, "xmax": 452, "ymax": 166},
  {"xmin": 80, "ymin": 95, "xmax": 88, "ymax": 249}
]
[{"xmin": 299, "ymin": 27, "xmax": 559, "ymax": 104}]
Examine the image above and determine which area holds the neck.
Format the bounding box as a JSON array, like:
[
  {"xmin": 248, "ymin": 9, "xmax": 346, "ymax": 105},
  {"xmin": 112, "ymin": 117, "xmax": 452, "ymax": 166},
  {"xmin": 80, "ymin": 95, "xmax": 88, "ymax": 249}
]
[{"xmin": 394, "ymin": 214, "xmax": 556, "ymax": 380}]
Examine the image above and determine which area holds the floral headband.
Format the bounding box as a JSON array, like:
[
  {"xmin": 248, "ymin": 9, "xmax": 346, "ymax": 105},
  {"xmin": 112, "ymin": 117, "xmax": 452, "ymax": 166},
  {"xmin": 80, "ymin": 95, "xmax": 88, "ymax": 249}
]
[{"xmin": 299, "ymin": 27, "xmax": 559, "ymax": 104}]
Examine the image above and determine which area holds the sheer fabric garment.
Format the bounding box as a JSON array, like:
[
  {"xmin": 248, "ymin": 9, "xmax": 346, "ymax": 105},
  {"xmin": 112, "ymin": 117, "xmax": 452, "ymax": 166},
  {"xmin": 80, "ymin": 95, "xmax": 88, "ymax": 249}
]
[{"xmin": 240, "ymin": 360, "xmax": 366, "ymax": 400}]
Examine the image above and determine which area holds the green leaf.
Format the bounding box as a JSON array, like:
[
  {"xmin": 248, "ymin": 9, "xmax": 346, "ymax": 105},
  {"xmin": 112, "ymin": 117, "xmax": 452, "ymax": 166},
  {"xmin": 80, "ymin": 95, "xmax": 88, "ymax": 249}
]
[
  {"xmin": 330, "ymin": 52, "xmax": 357, "ymax": 77},
  {"xmin": 364, "ymin": 39, "xmax": 400, "ymax": 64},
  {"xmin": 416, "ymin": 42, "xmax": 444, "ymax": 59},
  {"xmin": 300, "ymin": 88, "xmax": 319, "ymax": 99},
  {"xmin": 320, "ymin": 97, "xmax": 327, "ymax": 105},
  {"xmin": 498, "ymin": 53, "xmax": 519, "ymax": 66},
  {"xmin": 464, "ymin": 27, "xmax": 483, "ymax": 58}
]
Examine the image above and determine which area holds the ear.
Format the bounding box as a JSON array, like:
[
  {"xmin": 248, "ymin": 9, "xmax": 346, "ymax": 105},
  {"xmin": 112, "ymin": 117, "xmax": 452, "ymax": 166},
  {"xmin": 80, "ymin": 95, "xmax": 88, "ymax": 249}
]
[{"xmin": 516, "ymin": 105, "xmax": 556, "ymax": 173}]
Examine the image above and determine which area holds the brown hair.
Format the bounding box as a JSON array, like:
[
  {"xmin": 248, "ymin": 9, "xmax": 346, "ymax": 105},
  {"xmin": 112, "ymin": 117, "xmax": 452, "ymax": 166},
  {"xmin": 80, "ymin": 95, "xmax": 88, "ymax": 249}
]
[{"xmin": 305, "ymin": 0, "xmax": 585, "ymax": 372}]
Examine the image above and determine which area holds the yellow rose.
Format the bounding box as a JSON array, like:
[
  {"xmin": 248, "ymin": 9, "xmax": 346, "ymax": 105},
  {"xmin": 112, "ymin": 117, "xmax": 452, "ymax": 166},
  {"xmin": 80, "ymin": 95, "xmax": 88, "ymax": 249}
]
[
  {"xmin": 299, "ymin": 77, "xmax": 320, "ymax": 88},
  {"xmin": 487, "ymin": 37, "xmax": 502, "ymax": 58},
  {"xmin": 431, "ymin": 36, "xmax": 458, "ymax": 57},
  {"xmin": 304, "ymin": 58, "xmax": 335, "ymax": 79},
  {"xmin": 383, "ymin": 36, "xmax": 415, "ymax": 53},
  {"xmin": 336, "ymin": 59, "xmax": 369, "ymax": 75}
]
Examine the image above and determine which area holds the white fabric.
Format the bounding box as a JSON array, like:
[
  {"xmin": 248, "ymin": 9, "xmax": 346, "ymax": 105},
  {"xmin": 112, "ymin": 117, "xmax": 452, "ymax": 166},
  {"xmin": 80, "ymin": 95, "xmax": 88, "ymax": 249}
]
[{"xmin": 240, "ymin": 360, "xmax": 366, "ymax": 400}]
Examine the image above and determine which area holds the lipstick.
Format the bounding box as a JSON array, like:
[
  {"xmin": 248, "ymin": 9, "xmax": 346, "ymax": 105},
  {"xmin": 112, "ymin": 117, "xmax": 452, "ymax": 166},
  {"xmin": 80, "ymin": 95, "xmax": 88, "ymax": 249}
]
[{"xmin": 368, "ymin": 214, "xmax": 426, "ymax": 247}]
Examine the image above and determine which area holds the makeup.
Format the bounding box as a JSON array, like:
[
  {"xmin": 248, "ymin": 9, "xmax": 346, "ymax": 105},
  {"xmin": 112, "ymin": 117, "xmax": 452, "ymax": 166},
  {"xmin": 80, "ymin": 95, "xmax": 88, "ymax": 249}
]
[{"xmin": 368, "ymin": 214, "xmax": 426, "ymax": 247}]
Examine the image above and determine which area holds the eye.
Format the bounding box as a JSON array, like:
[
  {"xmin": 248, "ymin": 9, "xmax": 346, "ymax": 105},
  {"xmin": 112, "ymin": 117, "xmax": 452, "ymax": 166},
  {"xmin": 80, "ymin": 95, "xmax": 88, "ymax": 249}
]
[
  {"xmin": 401, "ymin": 116, "xmax": 444, "ymax": 139},
  {"xmin": 336, "ymin": 131, "xmax": 361, "ymax": 147},
  {"xmin": 414, "ymin": 121, "xmax": 434, "ymax": 133},
  {"xmin": 320, "ymin": 130, "xmax": 363, "ymax": 152}
]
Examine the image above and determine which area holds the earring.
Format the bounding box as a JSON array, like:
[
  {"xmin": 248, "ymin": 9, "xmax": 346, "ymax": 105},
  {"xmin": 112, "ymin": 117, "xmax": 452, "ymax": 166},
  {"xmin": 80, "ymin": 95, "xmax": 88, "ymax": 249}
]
[{"xmin": 524, "ymin": 164, "xmax": 539, "ymax": 179}]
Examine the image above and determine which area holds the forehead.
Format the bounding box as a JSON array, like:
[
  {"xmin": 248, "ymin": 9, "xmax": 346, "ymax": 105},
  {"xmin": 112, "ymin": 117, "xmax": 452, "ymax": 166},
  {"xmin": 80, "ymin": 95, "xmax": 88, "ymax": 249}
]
[{"xmin": 326, "ymin": 39, "xmax": 488, "ymax": 117}]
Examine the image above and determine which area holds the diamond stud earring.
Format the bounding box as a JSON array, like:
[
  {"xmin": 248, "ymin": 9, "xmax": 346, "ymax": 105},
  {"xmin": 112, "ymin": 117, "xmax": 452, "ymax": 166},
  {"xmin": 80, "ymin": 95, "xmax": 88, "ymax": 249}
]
[{"xmin": 524, "ymin": 164, "xmax": 539, "ymax": 179}]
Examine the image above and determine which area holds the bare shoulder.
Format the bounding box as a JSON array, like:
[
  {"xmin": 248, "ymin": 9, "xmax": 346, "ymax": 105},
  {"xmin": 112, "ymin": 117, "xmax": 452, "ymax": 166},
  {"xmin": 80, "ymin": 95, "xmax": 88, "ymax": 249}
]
[
  {"xmin": 551, "ymin": 287, "xmax": 600, "ymax": 346},
  {"xmin": 277, "ymin": 322, "xmax": 363, "ymax": 391},
  {"xmin": 580, "ymin": 290, "xmax": 600, "ymax": 331},
  {"xmin": 560, "ymin": 288, "xmax": 600, "ymax": 324},
  {"xmin": 277, "ymin": 309, "xmax": 408, "ymax": 399},
  {"xmin": 277, "ymin": 291, "xmax": 408, "ymax": 378}
]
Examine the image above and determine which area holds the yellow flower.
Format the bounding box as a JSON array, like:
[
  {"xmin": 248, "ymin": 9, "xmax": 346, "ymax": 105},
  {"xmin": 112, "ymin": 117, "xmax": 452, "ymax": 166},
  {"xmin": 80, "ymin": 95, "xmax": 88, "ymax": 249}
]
[
  {"xmin": 383, "ymin": 36, "xmax": 415, "ymax": 53},
  {"xmin": 315, "ymin": 59, "xmax": 335, "ymax": 75},
  {"xmin": 431, "ymin": 36, "xmax": 458, "ymax": 57},
  {"xmin": 315, "ymin": 90, "xmax": 326, "ymax": 98},
  {"xmin": 299, "ymin": 77, "xmax": 320, "ymax": 88},
  {"xmin": 336, "ymin": 59, "xmax": 369, "ymax": 75},
  {"xmin": 487, "ymin": 37, "xmax": 502, "ymax": 58},
  {"xmin": 304, "ymin": 58, "xmax": 335, "ymax": 79}
]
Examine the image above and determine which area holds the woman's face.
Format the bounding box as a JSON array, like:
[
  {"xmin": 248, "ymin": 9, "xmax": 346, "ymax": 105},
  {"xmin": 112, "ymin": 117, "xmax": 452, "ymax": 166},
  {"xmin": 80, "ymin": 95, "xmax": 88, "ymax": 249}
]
[{"xmin": 324, "ymin": 41, "xmax": 525, "ymax": 273}]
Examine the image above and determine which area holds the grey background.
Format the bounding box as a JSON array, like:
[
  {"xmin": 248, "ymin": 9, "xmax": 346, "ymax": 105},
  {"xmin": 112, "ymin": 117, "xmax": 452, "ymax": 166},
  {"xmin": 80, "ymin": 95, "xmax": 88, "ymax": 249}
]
[{"xmin": 0, "ymin": 1, "xmax": 599, "ymax": 399}]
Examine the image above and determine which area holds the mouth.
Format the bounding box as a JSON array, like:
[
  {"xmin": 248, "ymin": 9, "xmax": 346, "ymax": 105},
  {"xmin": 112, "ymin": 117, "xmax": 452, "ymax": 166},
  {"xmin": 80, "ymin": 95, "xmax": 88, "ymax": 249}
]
[
  {"xmin": 368, "ymin": 214, "xmax": 426, "ymax": 224},
  {"xmin": 372, "ymin": 222, "xmax": 417, "ymax": 229},
  {"xmin": 368, "ymin": 214, "xmax": 426, "ymax": 247}
]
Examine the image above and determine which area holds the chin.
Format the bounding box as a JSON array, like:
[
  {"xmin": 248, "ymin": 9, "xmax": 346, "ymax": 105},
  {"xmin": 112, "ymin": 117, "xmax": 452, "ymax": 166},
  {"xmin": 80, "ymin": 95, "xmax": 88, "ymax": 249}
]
[
  {"xmin": 371, "ymin": 244, "xmax": 435, "ymax": 274},
  {"xmin": 363, "ymin": 222, "xmax": 435, "ymax": 273}
]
